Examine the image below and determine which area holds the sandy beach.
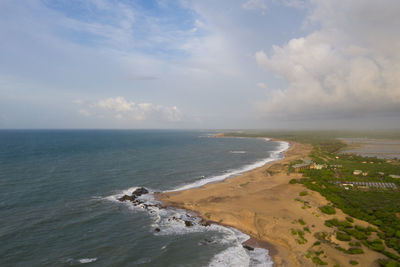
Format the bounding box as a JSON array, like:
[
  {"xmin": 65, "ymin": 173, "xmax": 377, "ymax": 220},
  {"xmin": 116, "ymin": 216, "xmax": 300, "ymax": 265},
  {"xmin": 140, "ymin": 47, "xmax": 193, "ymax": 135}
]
[{"xmin": 158, "ymin": 140, "xmax": 384, "ymax": 266}]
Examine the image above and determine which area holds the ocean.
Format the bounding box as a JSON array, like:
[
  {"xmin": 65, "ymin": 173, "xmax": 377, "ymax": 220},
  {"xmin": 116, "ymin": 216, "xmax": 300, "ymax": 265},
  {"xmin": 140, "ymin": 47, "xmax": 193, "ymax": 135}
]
[{"xmin": 0, "ymin": 130, "xmax": 288, "ymax": 267}]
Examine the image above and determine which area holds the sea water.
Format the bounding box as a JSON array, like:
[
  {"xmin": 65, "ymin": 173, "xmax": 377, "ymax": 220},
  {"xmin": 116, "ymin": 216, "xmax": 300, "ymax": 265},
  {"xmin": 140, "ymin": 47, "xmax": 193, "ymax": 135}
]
[{"xmin": 0, "ymin": 130, "xmax": 288, "ymax": 266}]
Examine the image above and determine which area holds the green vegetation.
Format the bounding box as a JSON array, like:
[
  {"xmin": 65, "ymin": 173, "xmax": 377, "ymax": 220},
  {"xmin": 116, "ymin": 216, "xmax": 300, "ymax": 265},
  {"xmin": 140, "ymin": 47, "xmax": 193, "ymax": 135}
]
[
  {"xmin": 379, "ymin": 259, "xmax": 400, "ymax": 267},
  {"xmin": 312, "ymin": 256, "xmax": 328, "ymax": 265},
  {"xmin": 324, "ymin": 218, "xmax": 352, "ymax": 229},
  {"xmin": 299, "ymin": 191, "xmax": 308, "ymax": 196},
  {"xmin": 362, "ymin": 239, "xmax": 386, "ymax": 252},
  {"xmin": 319, "ymin": 205, "xmax": 336, "ymax": 215},
  {"xmin": 299, "ymin": 218, "xmax": 306, "ymax": 225},
  {"xmin": 336, "ymin": 231, "xmax": 351, "ymax": 241},
  {"xmin": 291, "ymin": 228, "xmax": 308, "ymax": 244},
  {"xmin": 349, "ymin": 241, "xmax": 361, "ymax": 247},
  {"xmin": 289, "ymin": 137, "xmax": 400, "ymax": 262},
  {"xmin": 349, "ymin": 260, "xmax": 359, "ymax": 265},
  {"xmin": 335, "ymin": 245, "xmax": 364, "ymax": 254},
  {"xmin": 312, "ymin": 241, "xmax": 321, "ymax": 247},
  {"xmin": 226, "ymin": 130, "xmax": 400, "ymax": 264}
]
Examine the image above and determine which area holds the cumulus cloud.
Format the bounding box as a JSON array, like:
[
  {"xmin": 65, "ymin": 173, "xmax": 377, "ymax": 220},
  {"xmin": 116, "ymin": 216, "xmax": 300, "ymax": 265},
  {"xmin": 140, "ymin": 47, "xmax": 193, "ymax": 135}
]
[
  {"xmin": 256, "ymin": 0, "xmax": 400, "ymax": 119},
  {"xmin": 85, "ymin": 96, "xmax": 182, "ymax": 122}
]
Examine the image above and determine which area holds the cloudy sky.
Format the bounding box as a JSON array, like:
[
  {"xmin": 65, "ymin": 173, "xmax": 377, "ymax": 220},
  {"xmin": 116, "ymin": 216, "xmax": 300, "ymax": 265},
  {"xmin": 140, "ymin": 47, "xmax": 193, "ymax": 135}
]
[{"xmin": 1, "ymin": 0, "xmax": 399, "ymax": 129}]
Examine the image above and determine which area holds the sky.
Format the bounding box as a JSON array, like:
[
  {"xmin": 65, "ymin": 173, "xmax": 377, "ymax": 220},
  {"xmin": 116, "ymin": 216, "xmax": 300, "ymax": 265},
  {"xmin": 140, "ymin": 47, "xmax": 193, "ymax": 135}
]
[{"xmin": 0, "ymin": 0, "xmax": 399, "ymax": 129}]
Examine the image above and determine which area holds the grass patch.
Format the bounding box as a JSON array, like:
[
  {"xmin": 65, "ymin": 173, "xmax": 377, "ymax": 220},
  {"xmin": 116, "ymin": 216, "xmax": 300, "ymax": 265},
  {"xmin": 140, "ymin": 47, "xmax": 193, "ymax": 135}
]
[
  {"xmin": 319, "ymin": 205, "xmax": 336, "ymax": 215},
  {"xmin": 299, "ymin": 218, "xmax": 306, "ymax": 225},
  {"xmin": 312, "ymin": 256, "xmax": 328, "ymax": 265},
  {"xmin": 336, "ymin": 231, "xmax": 351, "ymax": 241},
  {"xmin": 312, "ymin": 241, "xmax": 321, "ymax": 247},
  {"xmin": 299, "ymin": 191, "xmax": 308, "ymax": 196}
]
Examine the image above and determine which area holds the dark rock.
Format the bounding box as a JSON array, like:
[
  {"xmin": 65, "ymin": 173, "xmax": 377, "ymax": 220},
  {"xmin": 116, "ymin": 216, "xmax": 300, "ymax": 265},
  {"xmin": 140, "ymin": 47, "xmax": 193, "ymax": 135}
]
[
  {"xmin": 118, "ymin": 195, "xmax": 135, "ymax": 202},
  {"xmin": 243, "ymin": 245, "xmax": 254, "ymax": 251},
  {"xmin": 184, "ymin": 220, "xmax": 193, "ymax": 227},
  {"xmin": 154, "ymin": 228, "xmax": 161, "ymax": 232},
  {"xmin": 201, "ymin": 220, "xmax": 212, "ymax": 227},
  {"xmin": 132, "ymin": 187, "xmax": 149, "ymax": 197}
]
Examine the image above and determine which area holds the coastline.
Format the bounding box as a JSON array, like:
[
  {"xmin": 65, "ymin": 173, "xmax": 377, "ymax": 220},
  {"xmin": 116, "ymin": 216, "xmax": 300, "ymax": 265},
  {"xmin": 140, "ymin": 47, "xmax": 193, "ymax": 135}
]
[
  {"xmin": 157, "ymin": 138, "xmax": 301, "ymax": 265},
  {"xmin": 157, "ymin": 138, "xmax": 384, "ymax": 266}
]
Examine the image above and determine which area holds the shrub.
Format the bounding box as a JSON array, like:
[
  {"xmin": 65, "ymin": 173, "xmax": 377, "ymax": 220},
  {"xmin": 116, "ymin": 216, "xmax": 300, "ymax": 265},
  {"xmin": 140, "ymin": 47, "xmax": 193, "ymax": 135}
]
[
  {"xmin": 314, "ymin": 232, "xmax": 328, "ymax": 241},
  {"xmin": 347, "ymin": 248, "xmax": 364, "ymax": 254},
  {"xmin": 349, "ymin": 241, "xmax": 361, "ymax": 247},
  {"xmin": 382, "ymin": 250, "xmax": 400, "ymax": 261},
  {"xmin": 349, "ymin": 260, "xmax": 359, "ymax": 265},
  {"xmin": 319, "ymin": 205, "xmax": 336, "ymax": 215},
  {"xmin": 289, "ymin": 179, "xmax": 298, "ymax": 184},
  {"xmin": 336, "ymin": 232, "xmax": 351, "ymax": 241},
  {"xmin": 299, "ymin": 191, "xmax": 308, "ymax": 196},
  {"xmin": 312, "ymin": 241, "xmax": 321, "ymax": 247},
  {"xmin": 346, "ymin": 216, "xmax": 354, "ymax": 223},
  {"xmin": 299, "ymin": 218, "xmax": 306, "ymax": 225},
  {"xmin": 325, "ymin": 218, "xmax": 339, "ymax": 227},
  {"xmin": 312, "ymin": 256, "xmax": 328, "ymax": 265}
]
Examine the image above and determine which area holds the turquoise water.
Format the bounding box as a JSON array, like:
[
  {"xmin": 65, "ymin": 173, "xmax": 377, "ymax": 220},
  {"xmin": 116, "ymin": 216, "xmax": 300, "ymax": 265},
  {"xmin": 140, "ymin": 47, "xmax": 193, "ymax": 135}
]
[{"xmin": 0, "ymin": 130, "xmax": 285, "ymax": 266}]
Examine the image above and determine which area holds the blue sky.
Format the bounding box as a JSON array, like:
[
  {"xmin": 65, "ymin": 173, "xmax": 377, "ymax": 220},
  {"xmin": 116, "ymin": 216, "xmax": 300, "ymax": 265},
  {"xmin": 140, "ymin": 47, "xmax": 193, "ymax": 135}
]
[{"xmin": 1, "ymin": 0, "xmax": 399, "ymax": 129}]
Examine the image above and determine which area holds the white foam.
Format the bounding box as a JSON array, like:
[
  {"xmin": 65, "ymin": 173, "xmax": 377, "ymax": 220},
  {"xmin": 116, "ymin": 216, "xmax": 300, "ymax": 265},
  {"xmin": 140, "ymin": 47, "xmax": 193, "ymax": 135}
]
[
  {"xmin": 101, "ymin": 138, "xmax": 287, "ymax": 267},
  {"xmin": 249, "ymin": 248, "xmax": 273, "ymax": 267},
  {"xmin": 208, "ymin": 228, "xmax": 273, "ymax": 267},
  {"xmin": 103, "ymin": 189, "xmax": 274, "ymax": 267},
  {"xmin": 168, "ymin": 139, "xmax": 289, "ymax": 192},
  {"xmin": 78, "ymin": 258, "xmax": 97, "ymax": 264},
  {"xmin": 104, "ymin": 186, "xmax": 140, "ymax": 202},
  {"xmin": 230, "ymin": 151, "xmax": 247, "ymax": 154},
  {"xmin": 209, "ymin": 246, "xmax": 250, "ymax": 267}
]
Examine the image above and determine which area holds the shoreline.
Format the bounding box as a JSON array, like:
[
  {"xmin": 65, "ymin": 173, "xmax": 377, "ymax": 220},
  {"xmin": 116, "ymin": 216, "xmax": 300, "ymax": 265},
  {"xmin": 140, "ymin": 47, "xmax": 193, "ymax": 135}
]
[
  {"xmin": 165, "ymin": 137, "xmax": 289, "ymax": 193},
  {"xmin": 156, "ymin": 139, "xmax": 300, "ymax": 266},
  {"xmin": 157, "ymin": 138, "xmax": 385, "ymax": 266}
]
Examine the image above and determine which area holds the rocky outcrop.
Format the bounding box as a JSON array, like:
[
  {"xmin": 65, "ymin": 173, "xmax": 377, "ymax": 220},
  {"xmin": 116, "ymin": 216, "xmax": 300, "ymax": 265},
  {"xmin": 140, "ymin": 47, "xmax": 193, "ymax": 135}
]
[
  {"xmin": 243, "ymin": 244, "xmax": 254, "ymax": 251},
  {"xmin": 118, "ymin": 187, "xmax": 149, "ymax": 202},
  {"xmin": 132, "ymin": 187, "xmax": 149, "ymax": 197}
]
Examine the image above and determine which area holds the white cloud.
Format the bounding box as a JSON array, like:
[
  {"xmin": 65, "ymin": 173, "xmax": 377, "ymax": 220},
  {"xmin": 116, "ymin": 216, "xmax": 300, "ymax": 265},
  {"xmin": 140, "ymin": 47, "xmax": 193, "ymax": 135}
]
[
  {"xmin": 242, "ymin": 0, "xmax": 267, "ymax": 10},
  {"xmin": 256, "ymin": 0, "xmax": 400, "ymax": 119},
  {"xmin": 86, "ymin": 96, "xmax": 182, "ymax": 122},
  {"xmin": 96, "ymin": 96, "xmax": 134, "ymax": 112},
  {"xmin": 256, "ymin": 82, "xmax": 267, "ymax": 89}
]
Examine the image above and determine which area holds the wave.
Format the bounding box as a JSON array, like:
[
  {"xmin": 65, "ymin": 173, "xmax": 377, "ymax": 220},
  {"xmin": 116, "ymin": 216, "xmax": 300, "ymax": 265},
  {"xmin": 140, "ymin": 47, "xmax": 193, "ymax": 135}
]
[
  {"xmin": 78, "ymin": 258, "xmax": 97, "ymax": 264},
  {"xmin": 102, "ymin": 138, "xmax": 287, "ymax": 267},
  {"xmin": 208, "ymin": 228, "xmax": 273, "ymax": 267},
  {"xmin": 103, "ymin": 188, "xmax": 273, "ymax": 267},
  {"xmin": 168, "ymin": 139, "xmax": 289, "ymax": 192},
  {"xmin": 230, "ymin": 151, "xmax": 247, "ymax": 154}
]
